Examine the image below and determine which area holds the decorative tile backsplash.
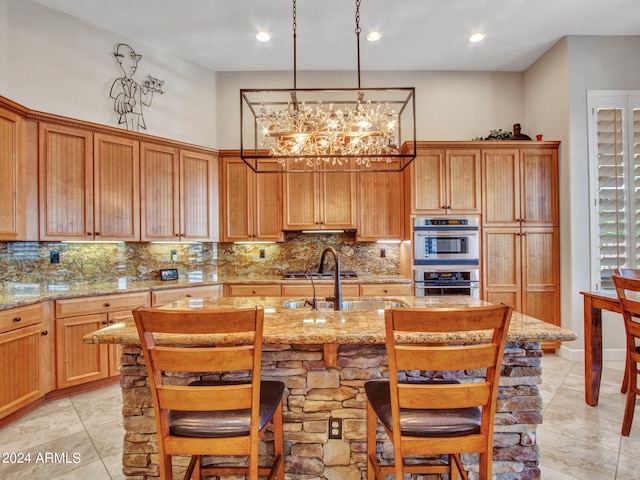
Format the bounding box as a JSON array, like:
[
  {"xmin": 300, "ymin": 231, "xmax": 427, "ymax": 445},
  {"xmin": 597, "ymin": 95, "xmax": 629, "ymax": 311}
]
[{"xmin": 0, "ymin": 233, "xmax": 400, "ymax": 285}]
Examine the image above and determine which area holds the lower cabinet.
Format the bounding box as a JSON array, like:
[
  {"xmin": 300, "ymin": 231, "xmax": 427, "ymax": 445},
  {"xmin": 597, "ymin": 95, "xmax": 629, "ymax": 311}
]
[
  {"xmin": 225, "ymin": 284, "xmax": 282, "ymax": 297},
  {"xmin": 0, "ymin": 303, "xmax": 54, "ymax": 423},
  {"xmin": 482, "ymin": 227, "xmax": 560, "ymax": 338},
  {"xmin": 359, "ymin": 283, "xmax": 412, "ymax": 296},
  {"xmin": 151, "ymin": 285, "xmax": 223, "ymax": 306},
  {"xmin": 281, "ymin": 284, "xmax": 360, "ymax": 298},
  {"xmin": 54, "ymin": 292, "xmax": 150, "ymax": 389}
]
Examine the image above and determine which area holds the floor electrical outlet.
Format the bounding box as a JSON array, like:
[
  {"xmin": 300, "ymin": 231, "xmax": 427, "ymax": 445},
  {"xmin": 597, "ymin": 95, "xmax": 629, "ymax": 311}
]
[{"xmin": 328, "ymin": 417, "xmax": 342, "ymax": 439}]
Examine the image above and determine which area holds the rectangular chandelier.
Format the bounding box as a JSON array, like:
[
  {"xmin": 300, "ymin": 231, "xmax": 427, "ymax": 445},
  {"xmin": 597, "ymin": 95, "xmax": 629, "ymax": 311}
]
[{"xmin": 240, "ymin": 87, "xmax": 416, "ymax": 173}]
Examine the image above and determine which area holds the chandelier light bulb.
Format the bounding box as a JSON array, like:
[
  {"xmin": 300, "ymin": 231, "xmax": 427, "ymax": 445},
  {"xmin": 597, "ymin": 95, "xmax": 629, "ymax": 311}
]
[{"xmin": 366, "ymin": 31, "xmax": 381, "ymax": 42}]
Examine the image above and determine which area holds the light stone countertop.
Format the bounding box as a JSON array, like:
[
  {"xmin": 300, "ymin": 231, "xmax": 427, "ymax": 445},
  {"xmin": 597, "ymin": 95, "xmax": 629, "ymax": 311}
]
[
  {"xmin": 83, "ymin": 295, "xmax": 577, "ymax": 346},
  {"xmin": 0, "ymin": 275, "xmax": 411, "ymax": 310}
]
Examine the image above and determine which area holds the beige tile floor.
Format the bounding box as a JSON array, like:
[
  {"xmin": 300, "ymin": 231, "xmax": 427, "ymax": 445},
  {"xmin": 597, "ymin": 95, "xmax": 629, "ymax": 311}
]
[{"xmin": 0, "ymin": 354, "xmax": 638, "ymax": 479}]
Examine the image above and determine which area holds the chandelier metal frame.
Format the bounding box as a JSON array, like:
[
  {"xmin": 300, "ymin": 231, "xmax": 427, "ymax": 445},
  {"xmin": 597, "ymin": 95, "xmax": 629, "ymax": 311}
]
[{"xmin": 239, "ymin": 0, "xmax": 416, "ymax": 173}]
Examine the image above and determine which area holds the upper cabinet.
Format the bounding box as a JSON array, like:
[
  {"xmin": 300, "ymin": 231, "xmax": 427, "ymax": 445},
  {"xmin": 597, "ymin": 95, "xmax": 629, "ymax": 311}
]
[
  {"xmin": 482, "ymin": 146, "xmax": 558, "ymax": 227},
  {"xmin": 220, "ymin": 153, "xmax": 283, "ymax": 242},
  {"xmin": 283, "ymin": 160, "xmax": 357, "ymax": 231},
  {"xmin": 39, "ymin": 125, "xmax": 140, "ymax": 241},
  {"xmin": 407, "ymin": 146, "xmax": 481, "ymax": 215},
  {"xmin": 0, "ymin": 105, "xmax": 37, "ymax": 241},
  {"xmin": 140, "ymin": 143, "xmax": 218, "ymax": 242},
  {"xmin": 356, "ymin": 161, "xmax": 404, "ymax": 241}
]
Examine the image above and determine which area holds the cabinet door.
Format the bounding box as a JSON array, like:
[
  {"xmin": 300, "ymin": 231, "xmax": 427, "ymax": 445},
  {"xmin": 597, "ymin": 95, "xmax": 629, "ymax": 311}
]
[
  {"xmin": 226, "ymin": 284, "xmax": 282, "ymax": 297},
  {"xmin": 482, "ymin": 227, "xmax": 521, "ymax": 310},
  {"xmin": 179, "ymin": 150, "xmax": 217, "ymax": 241},
  {"xmin": 94, "ymin": 134, "xmax": 140, "ymax": 241},
  {"xmin": 520, "ymin": 148, "xmax": 559, "ymax": 226},
  {"xmin": 409, "ymin": 150, "xmax": 446, "ymax": 214},
  {"xmin": 56, "ymin": 313, "xmax": 109, "ymax": 388},
  {"xmin": 521, "ymin": 227, "xmax": 559, "ymax": 326},
  {"xmin": 481, "ymin": 149, "xmax": 520, "ymax": 227},
  {"xmin": 221, "ymin": 156, "xmax": 253, "ymax": 241},
  {"xmin": 283, "ymin": 163, "xmax": 319, "ymax": 230},
  {"xmin": 357, "ymin": 162, "xmax": 404, "ymax": 241},
  {"xmin": 254, "ymin": 160, "xmax": 284, "ymax": 241},
  {"xmin": 320, "ymin": 163, "xmax": 357, "ymax": 229},
  {"xmin": 140, "ymin": 143, "xmax": 180, "ymax": 241},
  {"xmin": 39, "ymin": 123, "xmax": 94, "ymax": 240},
  {"xmin": 359, "ymin": 283, "xmax": 412, "ymax": 296},
  {"xmin": 0, "ymin": 109, "xmax": 22, "ymax": 240},
  {"xmin": 107, "ymin": 310, "xmax": 134, "ymax": 377},
  {"xmin": 447, "ymin": 149, "xmax": 481, "ymax": 214},
  {"xmin": 0, "ymin": 323, "xmax": 49, "ymax": 419}
]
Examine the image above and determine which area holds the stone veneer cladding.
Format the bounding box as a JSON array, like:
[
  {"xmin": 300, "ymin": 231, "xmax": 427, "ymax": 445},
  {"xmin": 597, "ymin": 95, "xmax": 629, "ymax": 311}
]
[{"xmin": 120, "ymin": 341, "xmax": 542, "ymax": 480}]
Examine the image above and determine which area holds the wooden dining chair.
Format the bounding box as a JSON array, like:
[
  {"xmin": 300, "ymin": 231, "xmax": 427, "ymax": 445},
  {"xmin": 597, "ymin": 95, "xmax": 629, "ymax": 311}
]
[
  {"xmin": 133, "ymin": 305, "xmax": 285, "ymax": 480},
  {"xmin": 365, "ymin": 304, "xmax": 513, "ymax": 479},
  {"xmin": 614, "ymin": 268, "xmax": 640, "ymax": 395},
  {"xmin": 612, "ymin": 274, "xmax": 640, "ymax": 436}
]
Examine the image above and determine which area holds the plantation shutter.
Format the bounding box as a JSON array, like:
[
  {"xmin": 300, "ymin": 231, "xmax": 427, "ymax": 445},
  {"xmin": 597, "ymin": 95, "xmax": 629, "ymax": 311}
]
[{"xmin": 589, "ymin": 93, "xmax": 640, "ymax": 289}]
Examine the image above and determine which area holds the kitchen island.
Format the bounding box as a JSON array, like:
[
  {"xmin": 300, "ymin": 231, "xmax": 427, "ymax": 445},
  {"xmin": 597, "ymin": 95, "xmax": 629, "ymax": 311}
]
[{"xmin": 85, "ymin": 295, "xmax": 576, "ymax": 480}]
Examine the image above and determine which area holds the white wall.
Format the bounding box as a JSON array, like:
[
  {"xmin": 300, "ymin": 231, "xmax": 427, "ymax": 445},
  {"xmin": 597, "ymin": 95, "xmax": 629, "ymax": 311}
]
[
  {"xmin": 0, "ymin": 0, "xmax": 217, "ymax": 147},
  {"xmin": 216, "ymin": 70, "xmax": 525, "ymax": 148}
]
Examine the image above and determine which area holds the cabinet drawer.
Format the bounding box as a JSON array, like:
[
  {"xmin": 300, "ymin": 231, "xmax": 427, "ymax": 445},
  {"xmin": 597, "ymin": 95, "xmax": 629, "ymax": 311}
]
[
  {"xmin": 0, "ymin": 303, "xmax": 42, "ymax": 334},
  {"xmin": 152, "ymin": 285, "xmax": 222, "ymax": 306},
  {"xmin": 281, "ymin": 284, "xmax": 359, "ymax": 298},
  {"xmin": 55, "ymin": 292, "xmax": 150, "ymax": 318},
  {"xmin": 227, "ymin": 285, "xmax": 281, "ymax": 297},
  {"xmin": 359, "ymin": 283, "xmax": 412, "ymax": 296}
]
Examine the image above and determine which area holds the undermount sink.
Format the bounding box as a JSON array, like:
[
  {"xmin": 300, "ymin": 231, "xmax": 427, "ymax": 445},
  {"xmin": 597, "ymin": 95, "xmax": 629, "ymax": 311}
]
[{"xmin": 282, "ymin": 298, "xmax": 409, "ymax": 311}]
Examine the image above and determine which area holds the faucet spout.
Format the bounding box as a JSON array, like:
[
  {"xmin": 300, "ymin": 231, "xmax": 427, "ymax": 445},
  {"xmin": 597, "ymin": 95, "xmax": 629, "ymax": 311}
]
[{"xmin": 318, "ymin": 246, "xmax": 342, "ymax": 310}]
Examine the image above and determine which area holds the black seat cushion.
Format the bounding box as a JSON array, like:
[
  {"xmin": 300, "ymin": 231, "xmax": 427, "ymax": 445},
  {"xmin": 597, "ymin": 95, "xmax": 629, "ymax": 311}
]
[
  {"xmin": 168, "ymin": 380, "xmax": 285, "ymax": 438},
  {"xmin": 364, "ymin": 380, "xmax": 481, "ymax": 437}
]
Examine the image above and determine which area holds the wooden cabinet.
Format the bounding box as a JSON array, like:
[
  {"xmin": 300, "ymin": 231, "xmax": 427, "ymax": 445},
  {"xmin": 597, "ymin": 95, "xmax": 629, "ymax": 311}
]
[
  {"xmin": 480, "ymin": 142, "xmax": 560, "ymax": 338},
  {"xmin": 220, "ymin": 154, "xmax": 283, "ymax": 242},
  {"xmin": 283, "ymin": 161, "xmax": 357, "ymax": 230},
  {"xmin": 359, "ymin": 283, "xmax": 412, "ymax": 296},
  {"xmin": 0, "ymin": 303, "xmax": 54, "ymax": 422},
  {"xmin": 225, "ymin": 284, "xmax": 282, "ymax": 297},
  {"xmin": 140, "ymin": 143, "xmax": 218, "ymax": 242},
  {"xmin": 482, "ymin": 147, "xmax": 558, "ymax": 227},
  {"xmin": 356, "ymin": 162, "xmax": 404, "ymax": 240},
  {"xmin": 93, "ymin": 134, "xmax": 140, "ymax": 241},
  {"xmin": 281, "ymin": 284, "xmax": 360, "ymax": 298},
  {"xmin": 482, "ymin": 227, "xmax": 559, "ymax": 329},
  {"xmin": 407, "ymin": 147, "xmax": 481, "ymax": 215},
  {"xmin": 55, "ymin": 292, "xmax": 150, "ymax": 388},
  {"xmin": 39, "ymin": 126, "xmax": 140, "ymax": 241},
  {"xmin": 0, "ymin": 106, "xmax": 37, "ymax": 240},
  {"xmin": 151, "ymin": 285, "xmax": 223, "ymax": 306},
  {"xmin": 39, "ymin": 123, "xmax": 94, "ymax": 241}
]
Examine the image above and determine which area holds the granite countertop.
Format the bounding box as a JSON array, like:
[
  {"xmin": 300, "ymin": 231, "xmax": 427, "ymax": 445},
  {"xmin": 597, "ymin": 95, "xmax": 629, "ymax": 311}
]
[
  {"xmin": 83, "ymin": 295, "xmax": 577, "ymax": 346},
  {"xmin": 0, "ymin": 275, "xmax": 410, "ymax": 310}
]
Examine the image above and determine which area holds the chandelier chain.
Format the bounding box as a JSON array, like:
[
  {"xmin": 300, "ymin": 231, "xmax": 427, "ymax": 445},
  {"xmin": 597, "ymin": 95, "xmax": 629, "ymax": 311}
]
[
  {"xmin": 355, "ymin": 0, "xmax": 362, "ymax": 88},
  {"xmin": 292, "ymin": 0, "xmax": 297, "ymax": 88}
]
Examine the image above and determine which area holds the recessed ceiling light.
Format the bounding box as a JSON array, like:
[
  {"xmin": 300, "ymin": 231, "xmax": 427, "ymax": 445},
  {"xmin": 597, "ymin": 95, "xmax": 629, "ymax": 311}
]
[
  {"xmin": 469, "ymin": 32, "xmax": 485, "ymax": 43},
  {"xmin": 366, "ymin": 30, "xmax": 381, "ymax": 42},
  {"xmin": 256, "ymin": 30, "xmax": 271, "ymax": 42}
]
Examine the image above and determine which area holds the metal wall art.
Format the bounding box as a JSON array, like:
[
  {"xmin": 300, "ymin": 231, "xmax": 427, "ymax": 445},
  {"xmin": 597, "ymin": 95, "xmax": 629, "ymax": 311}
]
[{"xmin": 110, "ymin": 43, "xmax": 164, "ymax": 132}]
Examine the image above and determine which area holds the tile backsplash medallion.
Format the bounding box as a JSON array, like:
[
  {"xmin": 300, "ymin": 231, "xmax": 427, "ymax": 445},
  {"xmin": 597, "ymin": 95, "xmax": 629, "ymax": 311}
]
[{"xmin": 0, "ymin": 232, "xmax": 400, "ymax": 286}]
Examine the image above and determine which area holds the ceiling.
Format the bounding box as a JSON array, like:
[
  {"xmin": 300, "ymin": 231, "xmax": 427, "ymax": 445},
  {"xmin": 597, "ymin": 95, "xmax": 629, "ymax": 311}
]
[{"xmin": 33, "ymin": 0, "xmax": 640, "ymax": 72}]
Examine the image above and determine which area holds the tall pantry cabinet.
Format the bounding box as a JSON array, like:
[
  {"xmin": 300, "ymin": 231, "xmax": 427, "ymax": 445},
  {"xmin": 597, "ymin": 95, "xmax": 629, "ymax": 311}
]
[{"xmin": 481, "ymin": 145, "xmax": 560, "ymax": 342}]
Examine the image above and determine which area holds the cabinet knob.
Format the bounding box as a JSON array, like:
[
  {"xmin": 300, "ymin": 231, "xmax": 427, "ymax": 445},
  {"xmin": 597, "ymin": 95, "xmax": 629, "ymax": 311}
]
[
  {"xmin": 13, "ymin": 316, "xmax": 21, "ymax": 322},
  {"xmin": 87, "ymin": 232, "xmax": 92, "ymax": 236},
  {"xmin": 95, "ymin": 232, "xmax": 100, "ymax": 235},
  {"xmin": 109, "ymin": 319, "xmax": 116, "ymax": 324},
  {"xmin": 186, "ymin": 294, "xmax": 192, "ymax": 297},
  {"xmin": 441, "ymin": 206, "xmax": 447, "ymax": 209},
  {"xmin": 41, "ymin": 330, "xmax": 48, "ymax": 336},
  {"xmin": 175, "ymin": 234, "xmax": 180, "ymax": 237},
  {"xmin": 104, "ymin": 303, "xmax": 111, "ymax": 307},
  {"xmin": 383, "ymin": 289, "xmax": 389, "ymax": 293},
  {"xmin": 102, "ymin": 320, "xmax": 108, "ymax": 325},
  {"xmin": 252, "ymin": 290, "xmax": 256, "ymax": 294},
  {"xmin": 447, "ymin": 205, "xmax": 452, "ymax": 209}
]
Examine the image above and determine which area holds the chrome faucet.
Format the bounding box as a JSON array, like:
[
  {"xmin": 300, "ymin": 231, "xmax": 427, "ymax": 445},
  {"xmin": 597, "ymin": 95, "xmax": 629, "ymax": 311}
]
[{"xmin": 318, "ymin": 246, "xmax": 342, "ymax": 310}]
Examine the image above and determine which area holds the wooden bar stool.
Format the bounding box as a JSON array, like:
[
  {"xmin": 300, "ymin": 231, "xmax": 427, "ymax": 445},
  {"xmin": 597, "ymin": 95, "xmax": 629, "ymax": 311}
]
[
  {"xmin": 365, "ymin": 304, "xmax": 512, "ymax": 479},
  {"xmin": 133, "ymin": 305, "xmax": 285, "ymax": 479},
  {"xmin": 612, "ymin": 274, "xmax": 640, "ymax": 436}
]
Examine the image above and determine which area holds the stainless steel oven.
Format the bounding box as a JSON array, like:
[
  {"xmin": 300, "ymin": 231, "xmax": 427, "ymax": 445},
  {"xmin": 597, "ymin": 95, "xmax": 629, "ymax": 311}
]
[
  {"xmin": 413, "ymin": 216, "xmax": 480, "ymax": 266},
  {"xmin": 414, "ymin": 267, "xmax": 480, "ymax": 298}
]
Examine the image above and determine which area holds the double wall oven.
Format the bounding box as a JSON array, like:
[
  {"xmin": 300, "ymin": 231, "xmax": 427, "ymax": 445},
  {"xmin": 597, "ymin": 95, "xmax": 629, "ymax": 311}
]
[{"xmin": 413, "ymin": 216, "xmax": 480, "ymax": 298}]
